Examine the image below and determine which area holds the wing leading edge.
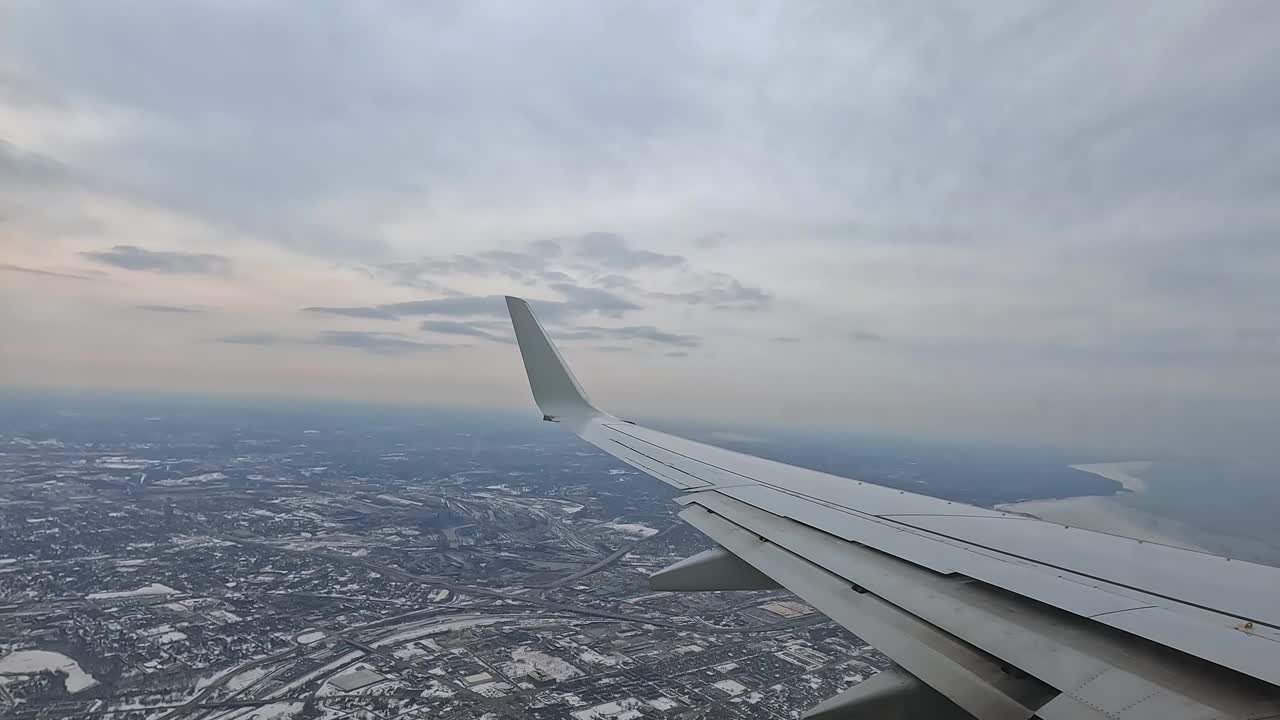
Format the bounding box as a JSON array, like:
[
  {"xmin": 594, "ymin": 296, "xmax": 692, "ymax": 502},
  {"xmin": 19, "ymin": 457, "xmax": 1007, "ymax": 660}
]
[{"xmin": 503, "ymin": 296, "xmax": 1280, "ymax": 720}]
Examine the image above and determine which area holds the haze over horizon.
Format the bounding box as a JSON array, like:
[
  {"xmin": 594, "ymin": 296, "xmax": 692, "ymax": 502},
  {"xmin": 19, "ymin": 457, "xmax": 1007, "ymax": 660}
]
[{"xmin": 4, "ymin": 2, "xmax": 1279, "ymax": 460}]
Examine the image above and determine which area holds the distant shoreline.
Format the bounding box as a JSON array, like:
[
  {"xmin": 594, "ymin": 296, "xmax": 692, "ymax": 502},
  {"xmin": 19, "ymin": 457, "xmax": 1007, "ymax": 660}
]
[
  {"xmin": 994, "ymin": 461, "xmax": 1206, "ymax": 551},
  {"xmin": 1068, "ymin": 461, "xmax": 1152, "ymax": 494}
]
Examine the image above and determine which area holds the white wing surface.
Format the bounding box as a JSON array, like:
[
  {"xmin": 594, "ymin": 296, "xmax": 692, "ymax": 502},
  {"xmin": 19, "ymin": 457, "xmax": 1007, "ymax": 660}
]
[{"xmin": 504, "ymin": 296, "xmax": 1280, "ymax": 720}]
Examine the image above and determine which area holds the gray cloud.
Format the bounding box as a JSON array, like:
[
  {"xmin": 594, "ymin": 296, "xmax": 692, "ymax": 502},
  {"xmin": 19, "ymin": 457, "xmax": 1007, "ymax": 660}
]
[
  {"xmin": 309, "ymin": 290, "xmax": 691, "ymax": 348},
  {"xmin": 368, "ymin": 235, "xmax": 689, "ymax": 293},
  {"xmin": 136, "ymin": 304, "xmax": 202, "ymax": 314},
  {"xmin": 0, "ymin": 140, "xmax": 75, "ymax": 189},
  {"xmin": 665, "ymin": 350, "xmax": 689, "ymax": 358},
  {"xmin": 308, "ymin": 331, "xmax": 453, "ymax": 354},
  {"xmin": 307, "ymin": 287, "xmax": 641, "ymax": 325},
  {"xmin": 214, "ymin": 333, "xmax": 283, "ymax": 346},
  {"xmin": 547, "ymin": 283, "xmax": 641, "ymax": 319},
  {"xmin": 369, "ymin": 262, "xmax": 450, "ymax": 293},
  {"xmin": 302, "ymin": 306, "xmax": 398, "ymax": 320},
  {"xmin": 1, "ymin": 263, "xmax": 94, "ymax": 280},
  {"xmin": 650, "ymin": 274, "xmax": 772, "ymax": 311},
  {"xmin": 528, "ymin": 238, "xmax": 562, "ymax": 258},
  {"xmin": 538, "ymin": 270, "xmax": 574, "ymax": 283},
  {"xmin": 574, "ymin": 232, "xmax": 684, "ymax": 270},
  {"xmin": 214, "ymin": 330, "xmax": 456, "ymax": 354},
  {"xmin": 773, "ymin": 336, "xmax": 801, "ymax": 344},
  {"xmin": 420, "ymin": 319, "xmax": 513, "ymax": 344},
  {"xmin": 555, "ymin": 325, "xmax": 700, "ymax": 348},
  {"xmin": 81, "ymin": 245, "xmax": 231, "ymax": 275},
  {"xmin": 579, "ymin": 269, "xmax": 772, "ymax": 312},
  {"xmin": 375, "ymin": 243, "xmax": 564, "ymax": 287},
  {"xmin": 693, "ymin": 232, "xmax": 728, "ymax": 249},
  {"xmin": 850, "ymin": 330, "xmax": 886, "ymax": 343},
  {"xmin": 377, "ymin": 295, "xmax": 516, "ymax": 319},
  {"xmin": 594, "ymin": 274, "xmax": 636, "ymax": 290}
]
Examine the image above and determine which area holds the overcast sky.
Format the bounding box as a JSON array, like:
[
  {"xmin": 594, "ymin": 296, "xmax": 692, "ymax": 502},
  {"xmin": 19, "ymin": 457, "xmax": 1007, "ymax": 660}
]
[{"xmin": 3, "ymin": 1, "xmax": 1279, "ymax": 458}]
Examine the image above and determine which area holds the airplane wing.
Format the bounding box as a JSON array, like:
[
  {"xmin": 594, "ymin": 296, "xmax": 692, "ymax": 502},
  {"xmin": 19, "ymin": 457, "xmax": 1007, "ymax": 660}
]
[{"xmin": 504, "ymin": 296, "xmax": 1280, "ymax": 720}]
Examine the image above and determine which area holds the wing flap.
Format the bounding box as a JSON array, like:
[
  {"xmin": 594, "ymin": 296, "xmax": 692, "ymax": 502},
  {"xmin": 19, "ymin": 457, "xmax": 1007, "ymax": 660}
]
[
  {"xmin": 679, "ymin": 503, "xmax": 1055, "ymax": 720},
  {"xmin": 686, "ymin": 491, "xmax": 1280, "ymax": 720}
]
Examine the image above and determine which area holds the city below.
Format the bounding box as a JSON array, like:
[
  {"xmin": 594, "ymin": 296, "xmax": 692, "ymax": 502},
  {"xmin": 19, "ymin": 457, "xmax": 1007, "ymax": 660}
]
[{"xmin": 1, "ymin": 396, "xmax": 909, "ymax": 720}]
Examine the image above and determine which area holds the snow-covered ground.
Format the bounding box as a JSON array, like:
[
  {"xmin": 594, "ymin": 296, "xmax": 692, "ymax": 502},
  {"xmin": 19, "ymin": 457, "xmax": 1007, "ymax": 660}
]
[
  {"xmin": 503, "ymin": 648, "xmax": 583, "ymax": 681},
  {"xmin": 295, "ymin": 631, "xmax": 326, "ymax": 645},
  {"xmin": 391, "ymin": 638, "xmax": 441, "ymax": 660},
  {"xmin": 370, "ymin": 616, "xmax": 507, "ymax": 648},
  {"xmin": 86, "ymin": 583, "xmax": 177, "ymax": 600},
  {"xmin": 576, "ymin": 648, "xmax": 621, "ymax": 667},
  {"xmin": 469, "ymin": 680, "xmax": 512, "ymax": 698},
  {"xmin": 0, "ymin": 650, "xmax": 98, "ymax": 692},
  {"xmin": 599, "ymin": 521, "xmax": 658, "ymax": 538},
  {"xmin": 264, "ymin": 651, "xmax": 362, "ymax": 699},
  {"xmin": 571, "ymin": 698, "xmax": 645, "ymax": 720},
  {"xmin": 646, "ymin": 697, "xmax": 680, "ymax": 711},
  {"xmin": 196, "ymin": 666, "xmax": 238, "ymax": 691},
  {"xmin": 713, "ymin": 679, "xmax": 748, "ymax": 697},
  {"xmin": 419, "ymin": 680, "xmax": 455, "ymax": 699},
  {"xmin": 154, "ymin": 472, "xmax": 227, "ymax": 487},
  {"xmin": 225, "ymin": 667, "xmax": 269, "ymax": 692}
]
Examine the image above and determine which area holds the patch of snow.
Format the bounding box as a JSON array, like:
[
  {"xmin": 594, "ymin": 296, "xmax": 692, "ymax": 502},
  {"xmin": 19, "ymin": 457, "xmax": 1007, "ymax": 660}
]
[
  {"xmin": 208, "ymin": 609, "xmax": 243, "ymax": 624},
  {"xmin": 156, "ymin": 631, "xmax": 188, "ymax": 644},
  {"xmin": 469, "ymin": 680, "xmax": 512, "ymax": 698},
  {"xmin": 369, "ymin": 616, "xmax": 506, "ymax": 648},
  {"xmin": 571, "ymin": 699, "xmax": 644, "ymax": 720},
  {"xmin": 419, "ymin": 680, "xmax": 455, "ymax": 698},
  {"xmin": 87, "ymin": 583, "xmax": 177, "ymax": 600},
  {"xmin": 265, "ymin": 651, "xmax": 361, "ymax": 699},
  {"xmin": 376, "ymin": 494, "xmax": 422, "ymax": 506},
  {"xmin": 576, "ymin": 648, "xmax": 620, "ymax": 667},
  {"xmin": 196, "ymin": 665, "xmax": 241, "ymax": 691},
  {"xmin": 713, "ymin": 679, "xmax": 747, "ymax": 697},
  {"xmin": 599, "ymin": 521, "xmax": 658, "ymax": 538},
  {"xmin": 226, "ymin": 667, "xmax": 269, "ymax": 692},
  {"xmin": 503, "ymin": 648, "xmax": 582, "ymax": 682},
  {"xmin": 0, "ymin": 650, "xmax": 97, "ymax": 693},
  {"xmin": 156, "ymin": 472, "xmax": 227, "ymax": 487},
  {"xmin": 647, "ymin": 697, "xmax": 680, "ymax": 711}
]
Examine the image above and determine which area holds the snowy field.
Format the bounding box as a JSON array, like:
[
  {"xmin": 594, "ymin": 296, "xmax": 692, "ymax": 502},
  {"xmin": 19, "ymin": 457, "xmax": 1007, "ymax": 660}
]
[{"xmin": 0, "ymin": 650, "xmax": 98, "ymax": 693}]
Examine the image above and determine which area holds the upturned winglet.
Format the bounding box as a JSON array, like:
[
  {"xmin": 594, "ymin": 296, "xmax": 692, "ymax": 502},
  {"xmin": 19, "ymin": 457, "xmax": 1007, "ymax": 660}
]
[{"xmin": 505, "ymin": 296, "xmax": 600, "ymax": 423}]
